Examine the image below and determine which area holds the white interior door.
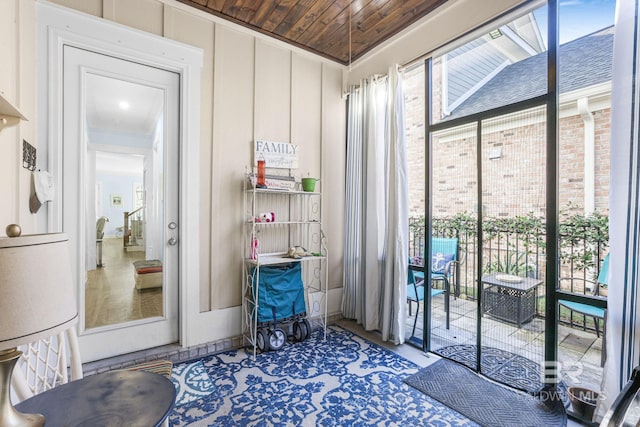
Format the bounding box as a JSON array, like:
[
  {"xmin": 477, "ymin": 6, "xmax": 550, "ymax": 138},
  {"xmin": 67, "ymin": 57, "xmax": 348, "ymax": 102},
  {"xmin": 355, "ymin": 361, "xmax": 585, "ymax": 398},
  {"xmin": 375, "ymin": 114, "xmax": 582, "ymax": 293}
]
[{"xmin": 63, "ymin": 45, "xmax": 180, "ymax": 362}]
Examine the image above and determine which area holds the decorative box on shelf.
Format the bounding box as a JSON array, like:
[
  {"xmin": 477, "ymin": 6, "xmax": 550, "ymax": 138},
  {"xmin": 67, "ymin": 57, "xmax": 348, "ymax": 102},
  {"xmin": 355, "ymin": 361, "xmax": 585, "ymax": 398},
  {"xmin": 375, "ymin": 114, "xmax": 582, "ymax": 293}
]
[{"xmin": 247, "ymin": 173, "xmax": 297, "ymax": 191}]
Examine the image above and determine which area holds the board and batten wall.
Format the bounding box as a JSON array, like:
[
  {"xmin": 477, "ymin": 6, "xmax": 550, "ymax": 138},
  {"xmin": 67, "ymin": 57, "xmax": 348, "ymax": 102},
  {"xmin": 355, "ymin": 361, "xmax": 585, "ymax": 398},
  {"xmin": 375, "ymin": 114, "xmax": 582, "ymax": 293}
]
[
  {"xmin": 0, "ymin": 0, "xmax": 37, "ymax": 235},
  {"xmin": 0, "ymin": 0, "xmax": 346, "ymax": 346},
  {"xmin": 0, "ymin": 0, "xmax": 524, "ymax": 350}
]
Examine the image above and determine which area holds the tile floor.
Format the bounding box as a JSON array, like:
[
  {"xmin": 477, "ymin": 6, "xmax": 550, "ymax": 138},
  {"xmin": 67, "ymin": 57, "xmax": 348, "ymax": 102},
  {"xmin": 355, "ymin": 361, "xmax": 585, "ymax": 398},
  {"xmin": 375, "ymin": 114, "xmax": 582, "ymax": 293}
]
[{"xmin": 408, "ymin": 294, "xmax": 603, "ymax": 391}]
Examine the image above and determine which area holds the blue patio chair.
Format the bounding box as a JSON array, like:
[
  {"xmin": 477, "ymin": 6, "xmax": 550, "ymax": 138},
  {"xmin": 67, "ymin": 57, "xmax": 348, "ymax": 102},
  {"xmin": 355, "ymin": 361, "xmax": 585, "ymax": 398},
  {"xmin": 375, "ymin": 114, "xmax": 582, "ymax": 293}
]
[
  {"xmin": 408, "ymin": 265, "xmax": 450, "ymax": 338},
  {"xmin": 414, "ymin": 237, "xmax": 459, "ymax": 297},
  {"xmin": 558, "ymin": 254, "xmax": 609, "ymax": 366},
  {"xmin": 431, "ymin": 237, "xmax": 459, "ymax": 296}
]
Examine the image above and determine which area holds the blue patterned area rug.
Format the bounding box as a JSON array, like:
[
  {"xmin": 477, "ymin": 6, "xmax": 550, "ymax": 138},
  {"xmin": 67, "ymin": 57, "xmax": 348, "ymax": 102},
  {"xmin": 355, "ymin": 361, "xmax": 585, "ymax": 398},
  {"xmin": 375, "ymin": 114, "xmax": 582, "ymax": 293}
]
[
  {"xmin": 169, "ymin": 326, "xmax": 479, "ymax": 426},
  {"xmin": 171, "ymin": 360, "xmax": 217, "ymax": 405},
  {"xmin": 404, "ymin": 358, "xmax": 567, "ymax": 427}
]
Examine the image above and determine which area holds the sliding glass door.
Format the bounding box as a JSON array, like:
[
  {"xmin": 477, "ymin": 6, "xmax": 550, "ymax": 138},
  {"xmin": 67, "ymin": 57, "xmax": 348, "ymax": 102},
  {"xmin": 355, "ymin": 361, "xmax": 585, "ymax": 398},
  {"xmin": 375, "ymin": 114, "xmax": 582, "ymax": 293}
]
[
  {"xmin": 405, "ymin": 0, "xmax": 552, "ymax": 387},
  {"xmin": 403, "ymin": 1, "xmax": 613, "ymax": 421}
]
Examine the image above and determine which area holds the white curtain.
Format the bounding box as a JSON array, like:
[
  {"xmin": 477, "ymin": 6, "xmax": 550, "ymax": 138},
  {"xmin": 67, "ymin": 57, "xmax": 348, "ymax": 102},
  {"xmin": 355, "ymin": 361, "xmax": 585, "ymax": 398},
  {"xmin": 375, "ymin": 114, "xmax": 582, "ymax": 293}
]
[
  {"xmin": 600, "ymin": 0, "xmax": 640, "ymax": 417},
  {"xmin": 342, "ymin": 66, "xmax": 408, "ymax": 344}
]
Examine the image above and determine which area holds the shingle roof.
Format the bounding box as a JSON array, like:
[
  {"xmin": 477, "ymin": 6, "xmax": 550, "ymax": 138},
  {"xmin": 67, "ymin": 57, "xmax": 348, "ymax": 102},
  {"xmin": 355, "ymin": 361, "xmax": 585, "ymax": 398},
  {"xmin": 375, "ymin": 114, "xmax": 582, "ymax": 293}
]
[{"xmin": 446, "ymin": 28, "xmax": 613, "ymax": 120}]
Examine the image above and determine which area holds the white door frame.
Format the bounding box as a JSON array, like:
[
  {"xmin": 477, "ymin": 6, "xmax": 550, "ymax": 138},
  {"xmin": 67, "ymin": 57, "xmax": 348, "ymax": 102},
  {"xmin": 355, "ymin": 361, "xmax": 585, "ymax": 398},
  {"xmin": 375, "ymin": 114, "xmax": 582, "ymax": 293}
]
[{"xmin": 36, "ymin": 1, "xmax": 202, "ymax": 358}]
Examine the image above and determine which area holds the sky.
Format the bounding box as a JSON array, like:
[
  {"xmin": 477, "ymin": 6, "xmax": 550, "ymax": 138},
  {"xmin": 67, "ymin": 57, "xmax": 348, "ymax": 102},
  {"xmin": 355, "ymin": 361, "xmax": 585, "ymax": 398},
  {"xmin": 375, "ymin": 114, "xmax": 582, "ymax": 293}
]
[{"xmin": 534, "ymin": 0, "xmax": 617, "ymax": 45}]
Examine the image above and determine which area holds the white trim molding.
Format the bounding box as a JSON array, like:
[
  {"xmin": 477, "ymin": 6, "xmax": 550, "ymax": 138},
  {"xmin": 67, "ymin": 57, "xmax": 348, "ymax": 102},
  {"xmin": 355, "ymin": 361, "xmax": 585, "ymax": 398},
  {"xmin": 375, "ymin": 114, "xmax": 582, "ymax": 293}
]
[{"xmin": 36, "ymin": 0, "xmax": 203, "ymax": 352}]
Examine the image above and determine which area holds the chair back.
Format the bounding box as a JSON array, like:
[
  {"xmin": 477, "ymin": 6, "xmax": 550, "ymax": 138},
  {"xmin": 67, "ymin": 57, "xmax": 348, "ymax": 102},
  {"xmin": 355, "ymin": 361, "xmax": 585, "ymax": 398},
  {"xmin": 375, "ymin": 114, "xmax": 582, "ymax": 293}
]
[
  {"xmin": 432, "ymin": 237, "xmax": 458, "ymax": 260},
  {"xmin": 12, "ymin": 327, "xmax": 83, "ymax": 401},
  {"xmin": 597, "ymin": 253, "xmax": 610, "ymax": 286},
  {"xmin": 96, "ymin": 216, "xmax": 109, "ymax": 239},
  {"xmin": 407, "ymin": 262, "xmax": 420, "ymax": 285}
]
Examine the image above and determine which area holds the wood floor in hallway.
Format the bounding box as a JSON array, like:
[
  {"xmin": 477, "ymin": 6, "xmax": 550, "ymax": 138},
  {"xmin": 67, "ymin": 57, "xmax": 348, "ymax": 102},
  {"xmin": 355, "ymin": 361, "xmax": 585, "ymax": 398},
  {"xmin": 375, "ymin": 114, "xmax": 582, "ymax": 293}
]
[{"xmin": 85, "ymin": 237, "xmax": 162, "ymax": 329}]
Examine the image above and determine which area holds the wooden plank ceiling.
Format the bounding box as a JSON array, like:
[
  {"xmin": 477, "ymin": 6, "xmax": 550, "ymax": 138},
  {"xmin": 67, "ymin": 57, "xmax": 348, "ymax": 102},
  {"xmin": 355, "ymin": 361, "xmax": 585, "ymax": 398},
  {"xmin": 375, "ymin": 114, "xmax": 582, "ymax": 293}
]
[{"xmin": 176, "ymin": 0, "xmax": 449, "ymax": 65}]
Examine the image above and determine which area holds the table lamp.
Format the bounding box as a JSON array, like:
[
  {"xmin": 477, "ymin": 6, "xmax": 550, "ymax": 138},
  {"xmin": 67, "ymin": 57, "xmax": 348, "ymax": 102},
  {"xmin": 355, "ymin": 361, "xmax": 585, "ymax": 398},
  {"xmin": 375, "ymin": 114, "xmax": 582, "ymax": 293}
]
[{"xmin": 0, "ymin": 230, "xmax": 78, "ymax": 427}]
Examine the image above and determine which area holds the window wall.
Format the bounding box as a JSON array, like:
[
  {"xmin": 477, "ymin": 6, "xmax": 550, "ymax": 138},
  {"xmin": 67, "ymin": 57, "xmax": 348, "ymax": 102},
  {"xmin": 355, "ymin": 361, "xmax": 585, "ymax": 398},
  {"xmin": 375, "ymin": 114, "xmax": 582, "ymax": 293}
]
[{"xmin": 404, "ymin": 0, "xmax": 614, "ymax": 421}]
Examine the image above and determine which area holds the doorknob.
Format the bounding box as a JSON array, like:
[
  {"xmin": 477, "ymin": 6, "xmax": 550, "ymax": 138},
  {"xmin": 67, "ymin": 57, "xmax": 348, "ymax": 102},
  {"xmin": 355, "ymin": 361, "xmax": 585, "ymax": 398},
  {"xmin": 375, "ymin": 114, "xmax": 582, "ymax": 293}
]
[{"xmin": 168, "ymin": 237, "xmax": 177, "ymax": 246}]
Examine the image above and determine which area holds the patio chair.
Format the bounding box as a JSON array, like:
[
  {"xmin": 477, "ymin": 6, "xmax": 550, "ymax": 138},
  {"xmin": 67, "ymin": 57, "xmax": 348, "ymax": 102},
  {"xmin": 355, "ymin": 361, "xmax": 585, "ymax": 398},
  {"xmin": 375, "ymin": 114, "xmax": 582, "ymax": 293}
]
[
  {"xmin": 431, "ymin": 237, "xmax": 460, "ymax": 296},
  {"xmin": 414, "ymin": 237, "xmax": 460, "ymax": 297},
  {"xmin": 558, "ymin": 253, "xmax": 609, "ymax": 366},
  {"xmin": 407, "ymin": 266, "xmax": 449, "ymax": 338}
]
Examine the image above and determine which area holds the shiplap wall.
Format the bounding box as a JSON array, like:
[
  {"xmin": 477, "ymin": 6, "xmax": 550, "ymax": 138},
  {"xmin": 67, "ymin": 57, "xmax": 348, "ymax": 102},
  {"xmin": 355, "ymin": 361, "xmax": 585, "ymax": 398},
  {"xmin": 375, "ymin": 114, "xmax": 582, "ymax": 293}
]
[
  {"xmin": 0, "ymin": 0, "xmax": 346, "ymax": 322},
  {"xmin": 0, "ymin": 0, "xmax": 37, "ymax": 233}
]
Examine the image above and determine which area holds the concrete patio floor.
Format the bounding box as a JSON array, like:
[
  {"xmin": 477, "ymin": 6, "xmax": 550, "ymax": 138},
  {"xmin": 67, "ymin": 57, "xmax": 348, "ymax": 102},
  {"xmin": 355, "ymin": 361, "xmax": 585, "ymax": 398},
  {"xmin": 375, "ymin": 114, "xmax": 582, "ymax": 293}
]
[{"xmin": 406, "ymin": 294, "xmax": 604, "ymax": 393}]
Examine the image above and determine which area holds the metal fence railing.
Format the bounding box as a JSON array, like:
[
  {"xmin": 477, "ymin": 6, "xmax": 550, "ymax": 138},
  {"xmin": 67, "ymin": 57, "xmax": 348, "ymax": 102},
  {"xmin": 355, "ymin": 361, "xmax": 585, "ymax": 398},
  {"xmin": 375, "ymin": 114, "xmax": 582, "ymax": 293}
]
[{"xmin": 409, "ymin": 214, "xmax": 609, "ymax": 332}]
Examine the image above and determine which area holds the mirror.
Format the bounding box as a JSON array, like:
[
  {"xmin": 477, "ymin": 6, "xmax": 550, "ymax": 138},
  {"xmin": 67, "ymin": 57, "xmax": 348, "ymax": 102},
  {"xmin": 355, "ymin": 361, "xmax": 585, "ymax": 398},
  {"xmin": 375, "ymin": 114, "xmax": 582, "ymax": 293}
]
[{"xmin": 83, "ymin": 73, "xmax": 165, "ymax": 330}]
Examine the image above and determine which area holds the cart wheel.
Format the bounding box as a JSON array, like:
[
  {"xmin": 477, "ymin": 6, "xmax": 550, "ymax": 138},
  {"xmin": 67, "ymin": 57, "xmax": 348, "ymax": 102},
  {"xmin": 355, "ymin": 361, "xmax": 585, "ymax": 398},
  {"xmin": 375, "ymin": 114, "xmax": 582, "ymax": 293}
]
[
  {"xmin": 268, "ymin": 328, "xmax": 286, "ymax": 351},
  {"xmin": 293, "ymin": 319, "xmax": 311, "ymax": 342},
  {"xmin": 256, "ymin": 329, "xmax": 271, "ymax": 352},
  {"xmin": 302, "ymin": 318, "xmax": 311, "ymax": 340},
  {"xmin": 293, "ymin": 321, "xmax": 305, "ymax": 342}
]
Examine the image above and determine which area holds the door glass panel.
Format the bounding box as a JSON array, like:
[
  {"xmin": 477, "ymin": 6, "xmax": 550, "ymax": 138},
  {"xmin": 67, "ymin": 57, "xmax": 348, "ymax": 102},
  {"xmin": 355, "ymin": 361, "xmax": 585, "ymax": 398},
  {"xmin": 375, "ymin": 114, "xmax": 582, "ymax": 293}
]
[
  {"xmin": 556, "ymin": 0, "xmax": 614, "ymax": 411},
  {"xmin": 84, "ymin": 73, "xmax": 165, "ymax": 329},
  {"xmin": 429, "ymin": 122, "xmax": 478, "ymax": 359},
  {"xmin": 480, "ymin": 106, "xmax": 547, "ymax": 390}
]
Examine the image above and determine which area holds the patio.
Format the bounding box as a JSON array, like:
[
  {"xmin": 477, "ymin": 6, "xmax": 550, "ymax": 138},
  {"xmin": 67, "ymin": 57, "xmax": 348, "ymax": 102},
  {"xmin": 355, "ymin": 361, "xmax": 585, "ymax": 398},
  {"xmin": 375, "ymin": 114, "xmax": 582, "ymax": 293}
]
[
  {"xmin": 406, "ymin": 212, "xmax": 608, "ymax": 397},
  {"xmin": 406, "ymin": 294, "xmax": 604, "ymax": 393}
]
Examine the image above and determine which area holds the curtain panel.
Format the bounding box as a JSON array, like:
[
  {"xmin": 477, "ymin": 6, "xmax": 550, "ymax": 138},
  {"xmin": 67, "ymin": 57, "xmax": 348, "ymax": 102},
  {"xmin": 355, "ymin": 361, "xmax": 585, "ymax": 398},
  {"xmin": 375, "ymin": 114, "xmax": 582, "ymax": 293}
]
[{"xmin": 342, "ymin": 66, "xmax": 408, "ymax": 344}]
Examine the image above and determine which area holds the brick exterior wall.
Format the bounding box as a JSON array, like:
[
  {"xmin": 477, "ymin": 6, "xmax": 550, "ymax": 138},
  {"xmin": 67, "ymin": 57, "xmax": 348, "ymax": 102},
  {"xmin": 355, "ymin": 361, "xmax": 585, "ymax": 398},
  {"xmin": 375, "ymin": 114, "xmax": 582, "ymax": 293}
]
[
  {"xmin": 404, "ymin": 65, "xmax": 611, "ymax": 219},
  {"xmin": 405, "ymin": 66, "xmax": 426, "ymax": 215}
]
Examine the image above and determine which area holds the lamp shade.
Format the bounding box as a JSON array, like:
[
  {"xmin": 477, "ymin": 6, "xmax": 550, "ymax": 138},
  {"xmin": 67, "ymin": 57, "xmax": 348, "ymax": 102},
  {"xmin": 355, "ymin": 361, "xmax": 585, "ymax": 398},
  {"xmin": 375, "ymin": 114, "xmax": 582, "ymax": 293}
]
[{"xmin": 0, "ymin": 233, "xmax": 78, "ymax": 349}]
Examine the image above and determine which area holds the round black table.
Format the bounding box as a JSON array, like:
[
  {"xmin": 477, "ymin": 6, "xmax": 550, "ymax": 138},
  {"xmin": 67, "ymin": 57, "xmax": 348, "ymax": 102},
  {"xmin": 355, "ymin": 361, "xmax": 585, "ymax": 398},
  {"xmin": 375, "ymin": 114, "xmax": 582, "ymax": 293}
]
[{"xmin": 15, "ymin": 370, "xmax": 175, "ymax": 427}]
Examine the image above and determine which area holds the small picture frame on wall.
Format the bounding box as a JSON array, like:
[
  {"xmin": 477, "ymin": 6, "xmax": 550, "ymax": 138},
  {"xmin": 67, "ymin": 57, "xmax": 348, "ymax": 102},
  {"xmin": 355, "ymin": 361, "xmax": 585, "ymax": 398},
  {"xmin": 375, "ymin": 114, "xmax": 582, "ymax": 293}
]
[{"xmin": 111, "ymin": 194, "xmax": 123, "ymax": 207}]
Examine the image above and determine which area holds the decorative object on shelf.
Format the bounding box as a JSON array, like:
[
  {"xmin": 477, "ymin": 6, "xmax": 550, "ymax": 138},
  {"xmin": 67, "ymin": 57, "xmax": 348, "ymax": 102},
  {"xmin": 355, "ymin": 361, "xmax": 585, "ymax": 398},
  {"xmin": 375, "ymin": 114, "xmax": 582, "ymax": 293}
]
[
  {"xmin": 5, "ymin": 224, "xmax": 21, "ymax": 237},
  {"xmin": 260, "ymin": 212, "xmax": 275, "ymax": 223},
  {"xmin": 0, "ymin": 93, "xmax": 28, "ymax": 134},
  {"xmin": 246, "ymin": 164, "xmax": 297, "ymax": 191},
  {"xmin": 286, "ymin": 246, "xmax": 311, "ymax": 259},
  {"xmin": 301, "ymin": 177, "xmax": 319, "ymax": 192},
  {"xmin": 256, "ymin": 160, "xmax": 266, "ymax": 188},
  {"xmin": 250, "ymin": 235, "xmax": 259, "ymax": 260},
  {"xmin": 0, "ymin": 232, "xmax": 77, "ymax": 427},
  {"xmin": 265, "ymin": 175, "xmax": 297, "ymax": 191},
  {"xmin": 254, "ymin": 140, "xmax": 299, "ymax": 169},
  {"xmin": 22, "ymin": 140, "xmax": 36, "ymax": 171}
]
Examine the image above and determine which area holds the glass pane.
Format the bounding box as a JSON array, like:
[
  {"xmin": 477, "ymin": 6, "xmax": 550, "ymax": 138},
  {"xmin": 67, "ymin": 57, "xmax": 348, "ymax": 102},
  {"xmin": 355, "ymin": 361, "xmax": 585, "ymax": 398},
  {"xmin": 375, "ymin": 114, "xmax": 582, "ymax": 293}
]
[
  {"xmin": 480, "ymin": 106, "xmax": 547, "ymax": 390},
  {"xmin": 429, "ymin": 122, "xmax": 478, "ymax": 359},
  {"xmin": 431, "ymin": 7, "xmax": 548, "ymax": 124},
  {"xmin": 556, "ymin": 0, "xmax": 614, "ymax": 416},
  {"xmin": 85, "ymin": 73, "xmax": 166, "ymax": 329}
]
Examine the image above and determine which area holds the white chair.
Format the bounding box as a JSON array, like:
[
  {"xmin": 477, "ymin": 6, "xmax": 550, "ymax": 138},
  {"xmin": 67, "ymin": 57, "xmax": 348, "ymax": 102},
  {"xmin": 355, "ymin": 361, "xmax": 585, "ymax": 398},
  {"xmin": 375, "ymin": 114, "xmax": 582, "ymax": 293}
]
[{"xmin": 11, "ymin": 326, "xmax": 83, "ymax": 401}]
